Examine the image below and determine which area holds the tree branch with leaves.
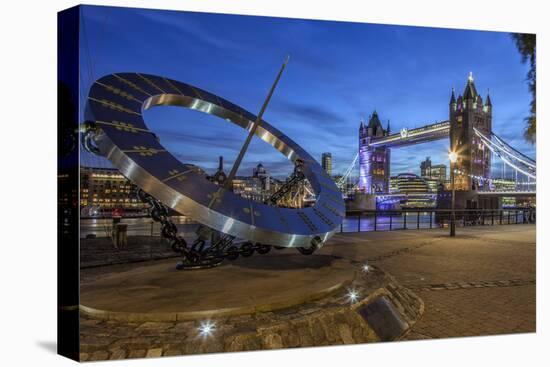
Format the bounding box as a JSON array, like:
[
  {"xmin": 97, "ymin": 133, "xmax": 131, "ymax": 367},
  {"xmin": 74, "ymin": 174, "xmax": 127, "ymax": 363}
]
[{"xmin": 511, "ymin": 33, "xmax": 536, "ymax": 143}]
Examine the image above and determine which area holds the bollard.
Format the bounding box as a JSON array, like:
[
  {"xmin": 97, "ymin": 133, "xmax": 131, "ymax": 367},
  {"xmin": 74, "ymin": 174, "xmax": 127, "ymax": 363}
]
[{"xmin": 113, "ymin": 223, "xmax": 128, "ymax": 249}]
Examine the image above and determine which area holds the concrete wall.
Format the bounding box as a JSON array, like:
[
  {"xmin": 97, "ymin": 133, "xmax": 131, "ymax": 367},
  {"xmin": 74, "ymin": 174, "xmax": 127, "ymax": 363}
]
[{"xmin": 346, "ymin": 193, "xmax": 377, "ymax": 211}]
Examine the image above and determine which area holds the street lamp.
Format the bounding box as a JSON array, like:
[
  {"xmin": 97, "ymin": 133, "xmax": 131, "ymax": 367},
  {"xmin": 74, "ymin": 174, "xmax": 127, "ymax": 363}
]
[{"xmin": 448, "ymin": 151, "xmax": 458, "ymax": 237}]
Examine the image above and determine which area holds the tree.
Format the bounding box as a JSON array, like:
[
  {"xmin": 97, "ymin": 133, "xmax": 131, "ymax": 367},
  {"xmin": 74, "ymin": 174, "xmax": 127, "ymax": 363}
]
[{"xmin": 511, "ymin": 33, "xmax": 536, "ymax": 143}]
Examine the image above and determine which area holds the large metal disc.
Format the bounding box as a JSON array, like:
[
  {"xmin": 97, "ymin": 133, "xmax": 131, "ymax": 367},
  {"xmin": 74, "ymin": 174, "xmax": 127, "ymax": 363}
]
[{"xmin": 85, "ymin": 73, "xmax": 344, "ymax": 248}]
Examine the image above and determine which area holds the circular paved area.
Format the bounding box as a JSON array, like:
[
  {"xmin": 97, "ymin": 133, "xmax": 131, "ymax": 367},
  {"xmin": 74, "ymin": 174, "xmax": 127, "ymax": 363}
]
[{"xmin": 81, "ymin": 253, "xmax": 355, "ymax": 321}]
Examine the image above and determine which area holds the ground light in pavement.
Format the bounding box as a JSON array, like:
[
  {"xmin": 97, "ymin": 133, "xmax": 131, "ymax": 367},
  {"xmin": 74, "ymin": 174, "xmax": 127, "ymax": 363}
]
[
  {"xmin": 362, "ymin": 262, "xmax": 371, "ymax": 273},
  {"xmin": 197, "ymin": 320, "xmax": 216, "ymax": 339},
  {"xmin": 347, "ymin": 288, "xmax": 360, "ymax": 303}
]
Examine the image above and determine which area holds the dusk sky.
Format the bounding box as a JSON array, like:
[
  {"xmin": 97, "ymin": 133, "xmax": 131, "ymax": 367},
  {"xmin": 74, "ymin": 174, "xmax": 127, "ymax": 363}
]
[{"xmin": 79, "ymin": 5, "xmax": 535, "ymax": 179}]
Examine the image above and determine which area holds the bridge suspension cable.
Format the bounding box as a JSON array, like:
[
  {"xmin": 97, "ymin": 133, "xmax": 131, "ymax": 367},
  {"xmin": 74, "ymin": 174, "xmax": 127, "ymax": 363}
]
[
  {"xmin": 336, "ymin": 152, "xmax": 359, "ymax": 190},
  {"xmin": 491, "ymin": 133, "xmax": 535, "ymax": 168},
  {"xmin": 473, "ymin": 127, "xmax": 536, "ymax": 180}
]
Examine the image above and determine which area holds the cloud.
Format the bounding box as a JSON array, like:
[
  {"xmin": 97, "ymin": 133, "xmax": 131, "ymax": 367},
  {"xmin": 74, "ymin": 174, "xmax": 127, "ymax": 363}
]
[
  {"xmin": 155, "ymin": 128, "xmax": 243, "ymax": 149},
  {"xmin": 271, "ymin": 99, "xmax": 347, "ymax": 126},
  {"xmin": 130, "ymin": 9, "xmax": 245, "ymax": 53}
]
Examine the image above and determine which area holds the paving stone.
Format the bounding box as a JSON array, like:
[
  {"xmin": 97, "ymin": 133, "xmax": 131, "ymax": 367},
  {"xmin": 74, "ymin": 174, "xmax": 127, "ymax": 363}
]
[
  {"xmin": 109, "ymin": 349, "xmax": 127, "ymax": 360},
  {"xmin": 163, "ymin": 348, "xmax": 183, "ymax": 356},
  {"xmin": 337, "ymin": 323, "xmax": 355, "ymax": 344},
  {"xmin": 137, "ymin": 322, "xmax": 173, "ymax": 330},
  {"xmin": 262, "ymin": 333, "xmax": 283, "ymax": 349},
  {"xmin": 128, "ymin": 349, "xmax": 146, "ymax": 359},
  {"xmin": 225, "ymin": 332, "xmax": 262, "ymax": 352},
  {"xmin": 146, "ymin": 348, "xmax": 163, "ymax": 358},
  {"xmin": 88, "ymin": 350, "xmax": 109, "ymax": 361}
]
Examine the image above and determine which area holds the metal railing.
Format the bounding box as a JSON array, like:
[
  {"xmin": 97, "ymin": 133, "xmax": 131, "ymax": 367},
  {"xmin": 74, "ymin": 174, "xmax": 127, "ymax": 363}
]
[
  {"xmin": 80, "ymin": 216, "xmax": 197, "ymax": 239},
  {"xmin": 80, "ymin": 208, "xmax": 536, "ymax": 239},
  {"xmin": 340, "ymin": 208, "xmax": 536, "ymax": 233}
]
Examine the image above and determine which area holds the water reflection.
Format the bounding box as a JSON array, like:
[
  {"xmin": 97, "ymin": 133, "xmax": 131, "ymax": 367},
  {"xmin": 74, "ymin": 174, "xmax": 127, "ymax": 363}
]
[{"xmin": 341, "ymin": 212, "xmax": 437, "ymax": 232}]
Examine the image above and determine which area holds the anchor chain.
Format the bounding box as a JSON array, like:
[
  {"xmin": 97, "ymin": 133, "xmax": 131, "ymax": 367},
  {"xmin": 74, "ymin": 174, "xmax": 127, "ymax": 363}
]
[
  {"xmin": 135, "ymin": 189, "xmax": 190, "ymax": 257},
  {"xmin": 264, "ymin": 159, "xmax": 319, "ymax": 255},
  {"xmin": 136, "ymin": 189, "xmax": 275, "ymax": 269}
]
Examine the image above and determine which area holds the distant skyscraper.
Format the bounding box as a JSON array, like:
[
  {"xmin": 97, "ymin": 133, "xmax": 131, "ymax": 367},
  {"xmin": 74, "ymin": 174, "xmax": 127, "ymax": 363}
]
[
  {"xmin": 429, "ymin": 164, "xmax": 447, "ymax": 183},
  {"xmin": 420, "ymin": 156, "xmax": 446, "ymax": 183},
  {"xmin": 321, "ymin": 153, "xmax": 332, "ymax": 176},
  {"xmin": 420, "ymin": 157, "xmax": 432, "ymax": 178}
]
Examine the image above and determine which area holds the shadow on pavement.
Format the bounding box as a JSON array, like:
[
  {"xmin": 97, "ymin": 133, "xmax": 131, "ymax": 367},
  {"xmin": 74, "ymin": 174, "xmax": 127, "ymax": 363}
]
[{"xmin": 234, "ymin": 253, "xmax": 338, "ymax": 270}]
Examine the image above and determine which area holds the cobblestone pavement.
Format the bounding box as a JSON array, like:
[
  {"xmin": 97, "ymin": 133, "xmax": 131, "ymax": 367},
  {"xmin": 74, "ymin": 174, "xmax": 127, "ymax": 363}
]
[
  {"xmin": 322, "ymin": 224, "xmax": 536, "ymax": 340},
  {"xmin": 80, "ymin": 224, "xmax": 536, "ymax": 360},
  {"xmin": 403, "ymin": 285, "xmax": 535, "ymax": 340}
]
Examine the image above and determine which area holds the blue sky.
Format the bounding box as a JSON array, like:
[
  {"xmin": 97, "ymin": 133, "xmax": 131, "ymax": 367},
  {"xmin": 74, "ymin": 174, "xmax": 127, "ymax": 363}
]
[{"xmin": 79, "ymin": 5, "xmax": 535, "ymax": 179}]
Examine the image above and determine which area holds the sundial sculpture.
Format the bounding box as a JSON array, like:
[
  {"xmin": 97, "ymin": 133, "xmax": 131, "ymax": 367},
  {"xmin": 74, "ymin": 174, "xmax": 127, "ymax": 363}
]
[{"xmin": 82, "ymin": 58, "xmax": 345, "ymax": 269}]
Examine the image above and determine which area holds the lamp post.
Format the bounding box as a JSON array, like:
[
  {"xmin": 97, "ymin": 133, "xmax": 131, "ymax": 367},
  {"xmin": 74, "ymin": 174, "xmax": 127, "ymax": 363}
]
[{"xmin": 448, "ymin": 151, "xmax": 458, "ymax": 237}]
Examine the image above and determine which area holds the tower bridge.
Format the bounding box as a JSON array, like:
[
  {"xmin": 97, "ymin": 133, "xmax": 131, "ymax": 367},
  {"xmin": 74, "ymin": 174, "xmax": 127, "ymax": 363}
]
[{"xmin": 343, "ymin": 73, "xmax": 536, "ymax": 210}]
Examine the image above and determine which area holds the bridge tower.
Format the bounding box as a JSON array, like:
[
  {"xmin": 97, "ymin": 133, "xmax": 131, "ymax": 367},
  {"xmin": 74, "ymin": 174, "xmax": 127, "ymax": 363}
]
[
  {"xmin": 359, "ymin": 111, "xmax": 391, "ymax": 193},
  {"xmin": 449, "ymin": 73, "xmax": 492, "ymax": 190}
]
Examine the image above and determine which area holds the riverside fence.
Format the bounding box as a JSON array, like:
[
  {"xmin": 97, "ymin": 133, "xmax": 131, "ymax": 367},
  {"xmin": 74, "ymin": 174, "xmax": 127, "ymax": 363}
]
[{"xmin": 341, "ymin": 208, "xmax": 535, "ymax": 233}]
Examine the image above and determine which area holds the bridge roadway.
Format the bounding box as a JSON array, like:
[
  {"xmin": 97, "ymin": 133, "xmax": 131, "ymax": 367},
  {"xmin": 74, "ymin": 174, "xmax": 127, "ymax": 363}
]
[{"xmin": 369, "ymin": 120, "xmax": 450, "ymax": 148}]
